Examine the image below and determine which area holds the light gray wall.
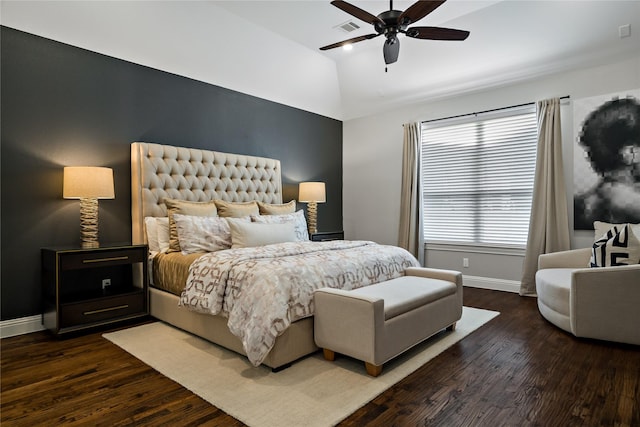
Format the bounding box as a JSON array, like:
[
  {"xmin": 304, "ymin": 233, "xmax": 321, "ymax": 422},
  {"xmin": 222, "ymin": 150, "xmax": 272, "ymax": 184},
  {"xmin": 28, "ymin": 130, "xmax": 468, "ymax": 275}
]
[{"xmin": 343, "ymin": 57, "xmax": 640, "ymax": 283}]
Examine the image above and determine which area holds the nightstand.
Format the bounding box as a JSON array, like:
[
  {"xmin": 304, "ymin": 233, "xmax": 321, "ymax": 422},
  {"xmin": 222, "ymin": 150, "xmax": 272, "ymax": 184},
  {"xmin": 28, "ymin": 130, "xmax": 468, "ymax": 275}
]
[
  {"xmin": 311, "ymin": 231, "xmax": 345, "ymax": 242},
  {"xmin": 41, "ymin": 244, "xmax": 148, "ymax": 335}
]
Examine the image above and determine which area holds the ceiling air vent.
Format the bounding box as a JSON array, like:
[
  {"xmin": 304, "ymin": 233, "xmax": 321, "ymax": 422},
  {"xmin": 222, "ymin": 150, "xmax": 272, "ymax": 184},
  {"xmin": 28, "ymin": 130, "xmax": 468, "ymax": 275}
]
[{"xmin": 335, "ymin": 20, "xmax": 360, "ymax": 33}]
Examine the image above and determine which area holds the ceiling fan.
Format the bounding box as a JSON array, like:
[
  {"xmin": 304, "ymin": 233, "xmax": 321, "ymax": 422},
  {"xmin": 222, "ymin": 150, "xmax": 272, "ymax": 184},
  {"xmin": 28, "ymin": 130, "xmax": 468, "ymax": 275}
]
[{"xmin": 320, "ymin": 0, "xmax": 470, "ymax": 67}]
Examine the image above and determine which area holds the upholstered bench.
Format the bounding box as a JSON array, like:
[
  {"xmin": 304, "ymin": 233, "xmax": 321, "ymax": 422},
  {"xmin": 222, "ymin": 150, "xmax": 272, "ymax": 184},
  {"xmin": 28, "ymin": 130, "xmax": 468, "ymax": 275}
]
[{"xmin": 314, "ymin": 267, "xmax": 463, "ymax": 377}]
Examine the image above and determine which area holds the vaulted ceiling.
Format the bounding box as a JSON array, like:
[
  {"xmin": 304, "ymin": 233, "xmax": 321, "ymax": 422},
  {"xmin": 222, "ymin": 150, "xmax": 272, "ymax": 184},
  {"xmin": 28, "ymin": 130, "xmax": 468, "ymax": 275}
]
[{"xmin": 217, "ymin": 1, "xmax": 640, "ymax": 118}]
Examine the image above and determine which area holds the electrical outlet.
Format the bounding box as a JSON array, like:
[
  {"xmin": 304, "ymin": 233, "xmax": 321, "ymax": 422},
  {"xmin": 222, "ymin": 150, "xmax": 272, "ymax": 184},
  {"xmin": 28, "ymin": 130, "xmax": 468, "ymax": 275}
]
[
  {"xmin": 619, "ymin": 24, "xmax": 631, "ymax": 38},
  {"xmin": 463, "ymin": 258, "xmax": 469, "ymax": 268},
  {"xmin": 102, "ymin": 278, "xmax": 111, "ymax": 289}
]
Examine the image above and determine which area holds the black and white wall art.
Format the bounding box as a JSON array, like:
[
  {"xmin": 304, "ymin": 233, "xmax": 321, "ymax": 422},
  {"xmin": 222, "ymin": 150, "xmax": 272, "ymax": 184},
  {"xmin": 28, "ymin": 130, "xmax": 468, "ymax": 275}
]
[{"xmin": 573, "ymin": 89, "xmax": 640, "ymax": 230}]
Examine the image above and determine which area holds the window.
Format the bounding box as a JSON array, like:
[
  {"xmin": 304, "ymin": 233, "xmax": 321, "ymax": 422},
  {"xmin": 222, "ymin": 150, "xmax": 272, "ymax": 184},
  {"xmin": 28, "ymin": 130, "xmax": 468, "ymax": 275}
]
[{"xmin": 420, "ymin": 105, "xmax": 537, "ymax": 249}]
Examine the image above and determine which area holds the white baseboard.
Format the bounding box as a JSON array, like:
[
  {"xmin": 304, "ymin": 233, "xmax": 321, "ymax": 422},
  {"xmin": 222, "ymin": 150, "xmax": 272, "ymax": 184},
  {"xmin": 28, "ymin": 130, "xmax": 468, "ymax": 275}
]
[
  {"xmin": 1, "ymin": 277, "xmax": 518, "ymax": 338},
  {"xmin": 1, "ymin": 314, "xmax": 45, "ymax": 339},
  {"xmin": 463, "ymin": 275, "xmax": 521, "ymax": 293}
]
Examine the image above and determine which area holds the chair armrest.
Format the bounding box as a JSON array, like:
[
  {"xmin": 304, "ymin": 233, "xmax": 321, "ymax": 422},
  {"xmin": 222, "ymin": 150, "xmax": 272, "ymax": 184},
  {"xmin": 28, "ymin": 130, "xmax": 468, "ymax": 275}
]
[
  {"xmin": 570, "ymin": 264, "xmax": 640, "ymax": 345},
  {"xmin": 538, "ymin": 248, "xmax": 591, "ymax": 269}
]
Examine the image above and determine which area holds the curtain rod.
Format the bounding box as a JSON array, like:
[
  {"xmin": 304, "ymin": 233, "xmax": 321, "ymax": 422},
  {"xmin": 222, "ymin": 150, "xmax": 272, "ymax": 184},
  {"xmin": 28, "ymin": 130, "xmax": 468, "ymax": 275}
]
[{"xmin": 421, "ymin": 95, "xmax": 570, "ymax": 124}]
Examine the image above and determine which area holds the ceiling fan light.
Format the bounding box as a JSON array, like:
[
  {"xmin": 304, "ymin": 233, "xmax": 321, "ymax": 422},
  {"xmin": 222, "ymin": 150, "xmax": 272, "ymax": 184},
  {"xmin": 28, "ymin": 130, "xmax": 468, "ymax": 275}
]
[{"xmin": 383, "ymin": 37, "xmax": 400, "ymax": 64}]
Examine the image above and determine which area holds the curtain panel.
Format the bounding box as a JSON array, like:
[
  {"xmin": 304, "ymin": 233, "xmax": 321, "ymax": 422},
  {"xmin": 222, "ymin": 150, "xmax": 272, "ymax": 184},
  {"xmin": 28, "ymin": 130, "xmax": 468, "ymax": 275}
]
[
  {"xmin": 398, "ymin": 122, "xmax": 424, "ymax": 264},
  {"xmin": 520, "ymin": 98, "xmax": 570, "ymax": 295}
]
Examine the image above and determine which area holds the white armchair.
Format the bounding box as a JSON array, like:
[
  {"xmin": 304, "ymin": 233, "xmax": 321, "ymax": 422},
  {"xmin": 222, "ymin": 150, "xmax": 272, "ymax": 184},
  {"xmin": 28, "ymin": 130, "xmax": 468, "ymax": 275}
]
[{"xmin": 536, "ymin": 248, "xmax": 640, "ymax": 345}]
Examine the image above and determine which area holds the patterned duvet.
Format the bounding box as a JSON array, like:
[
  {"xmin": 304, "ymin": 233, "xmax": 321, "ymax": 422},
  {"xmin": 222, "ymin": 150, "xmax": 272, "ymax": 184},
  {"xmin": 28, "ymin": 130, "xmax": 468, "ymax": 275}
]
[{"xmin": 179, "ymin": 240, "xmax": 419, "ymax": 366}]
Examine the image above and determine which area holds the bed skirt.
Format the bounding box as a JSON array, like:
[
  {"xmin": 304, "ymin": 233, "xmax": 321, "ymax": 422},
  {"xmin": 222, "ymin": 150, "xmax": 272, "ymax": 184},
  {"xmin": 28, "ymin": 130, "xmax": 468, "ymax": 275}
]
[{"xmin": 148, "ymin": 287, "xmax": 318, "ymax": 369}]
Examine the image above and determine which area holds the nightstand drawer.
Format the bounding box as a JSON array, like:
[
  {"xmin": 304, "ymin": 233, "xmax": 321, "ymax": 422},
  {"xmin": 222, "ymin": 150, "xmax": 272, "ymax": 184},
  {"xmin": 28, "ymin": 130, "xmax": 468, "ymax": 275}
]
[
  {"xmin": 311, "ymin": 231, "xmax": 344, "ymax": 241},
  {"xmin": 59, "ymin": 292, "xmax": 145, "ymax": 328},
  {"xmin": 60, "ymin": 248, "xmax": 145, "ymax": 270}
]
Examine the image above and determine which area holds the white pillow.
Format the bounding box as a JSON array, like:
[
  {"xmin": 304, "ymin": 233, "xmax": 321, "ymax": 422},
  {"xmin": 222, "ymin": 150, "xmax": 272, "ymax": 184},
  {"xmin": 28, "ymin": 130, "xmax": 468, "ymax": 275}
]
[
  {"xmin": 227, "ymin": 217, "xmax": 297, "ymax": 248},
  {"xmin": 173, "ymin": 214, "xmax": 248, "ymax": 254},
  {"xmin": 144, "ymin": 217, "xmax": 170, "ymax": 253},
  {"xmin": 144, "ymin": 217, "xmax": 160, "ymax": 253},
  {"xmin": 251, "ymin": 210, "xmax": 310, "ymax": 241},
  {"xmin": 590, "ymin": 224, "xmax": 640, "ymax": 267},
  {"xmin": 156, "ymin": 217, "xmax": 170, "ymax": 253}
]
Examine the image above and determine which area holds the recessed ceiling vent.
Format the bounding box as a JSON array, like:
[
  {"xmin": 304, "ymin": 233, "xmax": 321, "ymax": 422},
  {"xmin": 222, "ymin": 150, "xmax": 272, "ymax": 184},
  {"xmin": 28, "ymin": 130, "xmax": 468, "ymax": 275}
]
[{"xmin": 335, "ymin": 20, "xmax": 361, "ymax": 33}]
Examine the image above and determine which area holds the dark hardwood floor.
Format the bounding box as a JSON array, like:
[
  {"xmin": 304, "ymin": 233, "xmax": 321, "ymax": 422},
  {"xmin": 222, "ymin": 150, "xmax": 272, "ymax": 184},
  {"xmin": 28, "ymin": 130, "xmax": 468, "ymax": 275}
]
[{"xmin": 2, "ymin": 287, "xmax": 639, "ymax": 426}]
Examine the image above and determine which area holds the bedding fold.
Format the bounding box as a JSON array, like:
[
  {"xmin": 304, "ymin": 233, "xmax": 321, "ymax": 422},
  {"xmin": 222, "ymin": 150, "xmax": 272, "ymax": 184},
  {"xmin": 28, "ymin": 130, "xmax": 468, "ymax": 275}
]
[{"xmin": 152, "ymin": 252, "xmax": 203, "ymax": 296}]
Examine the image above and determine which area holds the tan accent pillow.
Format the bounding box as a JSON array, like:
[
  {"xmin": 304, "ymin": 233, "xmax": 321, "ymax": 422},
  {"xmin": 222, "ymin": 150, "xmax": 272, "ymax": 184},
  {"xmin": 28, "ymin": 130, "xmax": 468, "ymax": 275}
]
[
  {"xmin": 257, "ymin": 200, "xmax": 296, "ymax": 215},
  {"xmin": 227, "ymin": 217, "xmax": 297, "ymax": 248},
  {"xmin": 214, "ymin": 200, "xmax": 259, "ymax": 217},
  {"xmin": 165, "ymin": 198, "xmax": 218, "ymax": 252}
]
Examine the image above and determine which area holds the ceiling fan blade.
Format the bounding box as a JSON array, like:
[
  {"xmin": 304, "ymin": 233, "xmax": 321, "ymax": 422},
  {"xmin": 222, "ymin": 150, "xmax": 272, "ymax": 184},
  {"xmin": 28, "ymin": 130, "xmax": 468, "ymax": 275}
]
[
  {"xmin": 383, "ymin": 37, "xmax": 400, "ymax": 64},
  {"xmin": 399, "ymin": 1, "xmax": 446, "ymax": 25},
  {"xmin": 330, "ymin": 0, "xmax": 385, "ymax": 26},
  {"xmin": 319, "ymin": 33, "xmax": 381, "ymax": 50},
  {"xmin": 405, "ymin": 26, "xmax": 470, "ymax": 40}
]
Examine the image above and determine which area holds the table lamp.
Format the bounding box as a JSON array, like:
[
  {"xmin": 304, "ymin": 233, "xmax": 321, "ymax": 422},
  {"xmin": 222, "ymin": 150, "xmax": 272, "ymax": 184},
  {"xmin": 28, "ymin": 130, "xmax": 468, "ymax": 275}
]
[
  {"xmin": 63, "ymin": 166, "xmax": 115, "ymax": 248},
  {"xmin": 298, "ymin": 182, "xmax": 326, "ymax": 235}
]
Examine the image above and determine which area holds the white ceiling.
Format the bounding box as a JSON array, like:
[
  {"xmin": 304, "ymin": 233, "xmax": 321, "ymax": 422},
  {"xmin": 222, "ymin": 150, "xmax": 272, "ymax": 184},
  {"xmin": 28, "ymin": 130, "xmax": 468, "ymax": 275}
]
[
  {"xmin": 216, "ymin": 0, "xmax": 640, "ymax": 118},
  {"xmin": 1, "ymin": 1, "xmax": 639, "ymax": 120}
]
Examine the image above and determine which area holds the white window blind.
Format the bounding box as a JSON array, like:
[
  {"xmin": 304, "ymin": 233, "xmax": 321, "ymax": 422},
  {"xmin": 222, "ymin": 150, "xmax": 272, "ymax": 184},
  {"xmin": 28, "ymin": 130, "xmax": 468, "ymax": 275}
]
[{"xmin": 421, "ymin": 105, "xmax": 537, "ymax": 248}]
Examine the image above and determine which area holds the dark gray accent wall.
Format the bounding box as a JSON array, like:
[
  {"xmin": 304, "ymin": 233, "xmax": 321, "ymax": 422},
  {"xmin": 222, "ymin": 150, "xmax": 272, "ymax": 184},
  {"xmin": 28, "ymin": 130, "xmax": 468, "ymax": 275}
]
[{"xmin": 1, "ymin": 26, "xmax": 343, "ymax": 321}]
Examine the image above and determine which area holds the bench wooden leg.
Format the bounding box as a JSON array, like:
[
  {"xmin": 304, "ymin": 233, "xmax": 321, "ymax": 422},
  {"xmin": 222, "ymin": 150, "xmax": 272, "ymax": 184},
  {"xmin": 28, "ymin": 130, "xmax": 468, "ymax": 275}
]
[
  {"xmin": 323, "ymin": 349, "xmax": 335, "ymax": 361},
  {"xmin": 446, "ymin": 322, "xmax": 457, "ymax": 331},
  {"xmin": 365, "ymin": 362, "xmax": 383, "ymax": 377}
]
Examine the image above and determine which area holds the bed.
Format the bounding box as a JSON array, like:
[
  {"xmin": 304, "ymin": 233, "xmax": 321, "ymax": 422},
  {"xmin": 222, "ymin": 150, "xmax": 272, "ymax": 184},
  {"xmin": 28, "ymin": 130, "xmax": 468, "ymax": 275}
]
[{"xmin": 131, "ymin": 142, "xmax": 419, "ymax": 370}]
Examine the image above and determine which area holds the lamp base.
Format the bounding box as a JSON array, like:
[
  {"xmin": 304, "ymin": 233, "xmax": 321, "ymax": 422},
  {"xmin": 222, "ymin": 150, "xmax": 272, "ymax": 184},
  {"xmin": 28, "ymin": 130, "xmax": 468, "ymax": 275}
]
[
  {"xmin": 79, "ymin": 198, "xmax": 100, "ymax": 249},
  {"xmin": 307, "ymin": 201, "xmax": 318, "ymax": 235}
]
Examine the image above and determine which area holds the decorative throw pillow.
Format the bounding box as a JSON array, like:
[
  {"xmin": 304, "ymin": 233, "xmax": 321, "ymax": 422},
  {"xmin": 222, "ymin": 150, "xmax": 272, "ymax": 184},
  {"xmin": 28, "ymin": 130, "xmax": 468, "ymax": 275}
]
[
  {"xmin": 173, "ymin": 214, "xmax": 249, "ymax": 254},
  {"xmin": 589, "ymin": 224, "xmax": 640, "ymax": 267},
  {"xmin": 594, "ymin": 221, "xmax": 640, "ymax": 242},
  {"xmin": 165, "ymin": 198, "xmax": 218, "ymax": 252},
  {"xmin": 214, "ymin": 200, "xmax": 259, "ymax": 217},
  {"xmin": 226, "ymin": 217, "xmax": 297, "ymax": 248},
  {"xmin": 257, "ymin": 200, "xmax": 296, "ymax": 215},
  {"xmin": 251, "ymin": 210, "xmax": 310, "ymax": 241}
]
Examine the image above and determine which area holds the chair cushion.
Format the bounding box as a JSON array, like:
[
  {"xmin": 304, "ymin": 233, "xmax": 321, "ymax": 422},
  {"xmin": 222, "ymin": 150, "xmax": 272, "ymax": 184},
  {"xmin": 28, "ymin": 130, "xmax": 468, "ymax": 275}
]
[
  {"xmin": 535, "ymin": 268, "xmax": 573, "ymax": 317},
  {"xmin": 350, "ymin": 276, "xmax": 456, "ymax": 320}
]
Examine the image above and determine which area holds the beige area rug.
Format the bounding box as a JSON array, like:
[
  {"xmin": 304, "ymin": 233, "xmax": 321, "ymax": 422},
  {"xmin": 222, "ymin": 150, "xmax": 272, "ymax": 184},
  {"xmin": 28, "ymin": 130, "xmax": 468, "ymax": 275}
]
[{"xmin": 104, "ymin": 306, "xmax": 498, "ymax": 427}]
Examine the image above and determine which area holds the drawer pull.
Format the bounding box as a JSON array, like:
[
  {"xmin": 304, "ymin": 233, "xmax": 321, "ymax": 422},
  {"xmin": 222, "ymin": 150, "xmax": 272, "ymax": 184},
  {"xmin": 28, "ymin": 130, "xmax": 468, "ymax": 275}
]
[
  {"xmin": 82, "ymin": 256, "xmax": 129, "ymax": 264},
  {"xmin": 84, "ymin": 305, "xmax": 129, "ymax": 315}
]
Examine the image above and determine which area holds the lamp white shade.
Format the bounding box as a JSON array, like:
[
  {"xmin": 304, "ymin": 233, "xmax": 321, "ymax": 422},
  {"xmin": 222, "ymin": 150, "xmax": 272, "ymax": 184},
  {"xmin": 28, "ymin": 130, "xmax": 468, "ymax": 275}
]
[
  {"xmin": 63, "ymin": 166, "xmax": 114, "ymax": 248},
  {"xmin": 63, "ymin": 166, "xmax": 115, "ymax": 199},
  {"xmin": 298, "ymin": 182, "xmax": 326, "ymax": 203}
]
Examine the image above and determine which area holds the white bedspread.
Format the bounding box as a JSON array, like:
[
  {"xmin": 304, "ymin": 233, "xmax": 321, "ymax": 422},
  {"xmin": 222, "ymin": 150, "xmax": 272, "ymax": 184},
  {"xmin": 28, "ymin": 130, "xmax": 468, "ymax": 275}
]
[{"xmin": 179, "ymin": 240, "xmax": 419, "ymax": 366}]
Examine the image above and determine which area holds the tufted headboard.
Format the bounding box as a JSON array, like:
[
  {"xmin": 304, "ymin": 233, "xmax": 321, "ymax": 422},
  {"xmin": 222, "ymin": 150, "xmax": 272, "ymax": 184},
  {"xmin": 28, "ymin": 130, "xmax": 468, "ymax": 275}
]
[{"xmin": 131, "ymin": 142, "xmax": 283, "ymax": 244}]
